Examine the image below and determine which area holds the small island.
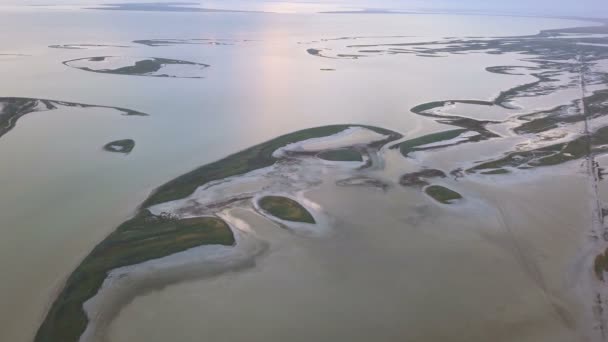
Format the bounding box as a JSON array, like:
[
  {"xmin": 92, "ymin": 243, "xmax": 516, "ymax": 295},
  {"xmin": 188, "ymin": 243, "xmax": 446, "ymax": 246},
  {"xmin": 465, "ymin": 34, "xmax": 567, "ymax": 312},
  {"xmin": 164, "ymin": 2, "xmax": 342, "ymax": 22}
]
[
  {"xmin": 400, "ymin": 169, "xmax": 446, "ymax": 187},
  {"xmin": 424, "ymin": 185, "xmax": 463, "ymax": 204},
  {"xmin": 103, "ymin": 139, "xmax": 135, "ymax": 154},
  {"xmin": 259, "ymin": 196, "xmax": 316, "ymax": 224},
  {"xmin": 63, "ymin": 56, "xmax": 210, "ymax": 78}
]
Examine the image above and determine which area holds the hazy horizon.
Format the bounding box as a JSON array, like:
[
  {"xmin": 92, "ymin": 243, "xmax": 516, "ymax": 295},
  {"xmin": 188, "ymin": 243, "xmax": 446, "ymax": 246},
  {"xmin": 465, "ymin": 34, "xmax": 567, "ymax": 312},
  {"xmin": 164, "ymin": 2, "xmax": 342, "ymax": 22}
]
[{"xmin": 2, "ymin": 0, "xmax": 608, "ymax": 18}]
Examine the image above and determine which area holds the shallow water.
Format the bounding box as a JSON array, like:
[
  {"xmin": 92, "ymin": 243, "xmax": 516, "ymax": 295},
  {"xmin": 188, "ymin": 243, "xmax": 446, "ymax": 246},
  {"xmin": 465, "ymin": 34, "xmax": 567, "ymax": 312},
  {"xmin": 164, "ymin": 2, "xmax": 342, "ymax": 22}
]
[
  {"xmin": 107, "ymin": 169, "xmax": 590, "ymax": 342},
  {"xmin": 0, "ymin": 6, "xmax": 599, "ymax": 342}
]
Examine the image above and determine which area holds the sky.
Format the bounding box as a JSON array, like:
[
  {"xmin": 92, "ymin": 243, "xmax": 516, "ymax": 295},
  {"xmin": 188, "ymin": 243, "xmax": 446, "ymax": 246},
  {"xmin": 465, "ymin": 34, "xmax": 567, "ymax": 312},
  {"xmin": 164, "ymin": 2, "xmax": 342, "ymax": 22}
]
[{"xmin": 3, "ymin": 0, "xmax": 608, "ymax": 18}]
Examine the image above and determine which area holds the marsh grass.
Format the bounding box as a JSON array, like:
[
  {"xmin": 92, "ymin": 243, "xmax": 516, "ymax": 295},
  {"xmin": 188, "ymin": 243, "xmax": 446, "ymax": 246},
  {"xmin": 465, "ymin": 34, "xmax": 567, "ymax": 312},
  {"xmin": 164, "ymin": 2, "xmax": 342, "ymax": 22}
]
[
  {"xmin": 425, "ymin": 185, "xmax": 463, "ymax": 204},
  {"xmin": 259, "ymin": 196, "xmax": 316, "ymax": 224}
]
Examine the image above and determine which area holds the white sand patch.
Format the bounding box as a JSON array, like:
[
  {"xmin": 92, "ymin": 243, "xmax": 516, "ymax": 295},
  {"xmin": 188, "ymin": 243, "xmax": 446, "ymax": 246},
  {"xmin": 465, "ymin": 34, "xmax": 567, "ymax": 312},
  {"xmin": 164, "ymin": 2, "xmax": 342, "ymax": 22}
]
[
  {"xmin": 273, "ymin": 126, "xmax": 388, "ymax": 158},
  {"xmin": 149, "ymin": 146, "xmax": 369, "ymax": 221}
]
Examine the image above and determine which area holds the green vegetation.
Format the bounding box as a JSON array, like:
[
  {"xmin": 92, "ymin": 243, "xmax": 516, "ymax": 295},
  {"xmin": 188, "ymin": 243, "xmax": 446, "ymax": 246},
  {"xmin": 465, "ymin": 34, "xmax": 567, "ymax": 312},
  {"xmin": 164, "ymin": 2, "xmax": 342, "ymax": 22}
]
[
  {"xmin": 63, "ymin": 57, "xmax": 209, "ymax": 77},
  {"xmin": 144, "ymin": 124, "xmax": 400, "ymax": 208},
  {"xmin": 0, "ymin": 97, "xmax": 146, "ymax": 140},
  {"xmin": 399, "ymin": 129, "xmax": 467, "ymax": 156},
  {"xmin": 595, "ymin": 248, "xmax": 608, "ymax": 281},
  {"xmin": 424, "ymin": 185, "xmax": 463, "ymax": 204},
  {"xmin": 35, "ymin": 211, "xmax": 234, "ymax": 342},
  {"xmin": 0, "ymin": 97, "xmax": 38, "ymax": 138},
  {"xmin": 468, "ymin": 130, "xmax": 603, "ymax": 173},
  {"xmin": 35, "ymin": 124, "xmax": 402, "ymax": 342},
  {"xmin": 400, "ymin": 169, "xmax": 446, "ymax": 187},
  {"xmin": 259, "ymin": 196, "xmax": 315, "ymax": 223},
  {"xmin": 513, "ymin": 104, "xmax": 579, "ymax": 134},
  {"xmin": 103, "ymin": 139, "xmax": 135, "ymax": 154},
  {"xmin": 113, "ymin": 59, "xmax": 163, "ymax": 74},
  {"xmin": 317, "ymin": 148, "xmax": 363, "ymax": 162},
  {"xmin": 481, "ymin": 168, "xmax": 510, "ymax": 175},
  {"xmin": 512, "ymin": 89, "xmax": 608, "ymax": 135}
]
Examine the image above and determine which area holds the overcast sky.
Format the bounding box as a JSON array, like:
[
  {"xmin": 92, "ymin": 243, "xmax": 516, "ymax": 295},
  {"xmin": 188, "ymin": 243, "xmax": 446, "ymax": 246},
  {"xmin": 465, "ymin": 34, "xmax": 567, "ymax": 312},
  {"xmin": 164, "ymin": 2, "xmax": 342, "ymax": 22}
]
[{"xmin": 3, "ymin": 0, "xmax": 608, "ymax": 17}]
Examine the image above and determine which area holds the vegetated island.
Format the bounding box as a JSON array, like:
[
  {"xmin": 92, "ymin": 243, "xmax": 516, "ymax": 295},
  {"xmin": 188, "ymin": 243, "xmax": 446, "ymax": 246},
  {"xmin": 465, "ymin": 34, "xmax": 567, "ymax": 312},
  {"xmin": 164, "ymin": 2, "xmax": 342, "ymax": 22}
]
[
  {"xmin": 259, "ymin": 196, "xmax": 315, "ymax": 223},
  {"xmin": 0, "ymin": 97, "xmax": 146, "ymax": 140},
  {"xmin": 400, "ymin": 169, "xmax": 446, "ymax": 187},
  {"xmin": 63, "ymin": 56, "xmax": 210, "ymax": 78},
  {"xmin": 34, "ymin": 124, "xmax": 402, "ymax": 342},
  {"xmin": 103, "ymin": 139, "xmax": 135, "ymax": 154},
  {"xmin": 317, "ymin": 148, "xmax": 363, "ymax": 162},
  {"xmin": 424, "ymin": 185, "xmax": 463, "ymax": 204}
]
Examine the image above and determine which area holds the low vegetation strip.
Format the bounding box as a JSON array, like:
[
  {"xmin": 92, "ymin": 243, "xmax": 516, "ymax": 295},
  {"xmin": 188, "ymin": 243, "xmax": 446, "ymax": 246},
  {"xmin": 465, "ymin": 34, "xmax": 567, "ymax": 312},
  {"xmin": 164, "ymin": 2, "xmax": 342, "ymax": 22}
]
[
  {"xmin": 144, "ymin": 125, "xmax": 400, "ymax": 208},
  {"xmin": 317, "ymin": 148, "xmax": 363, "ymax": 162},
  {"xmin": 399, "ymin": 129, "xmax": 467, "ymax": 156},
  {"xmin": 35, "ymin": 212, "xmax": 234, "ymax": 342}
]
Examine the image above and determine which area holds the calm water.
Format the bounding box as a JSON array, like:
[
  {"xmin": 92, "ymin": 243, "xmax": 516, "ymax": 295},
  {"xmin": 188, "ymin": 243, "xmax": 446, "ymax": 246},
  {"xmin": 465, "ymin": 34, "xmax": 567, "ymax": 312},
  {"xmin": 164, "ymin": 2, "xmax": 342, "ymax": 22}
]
[{"xmin": 0, "ymin": 6, "xmax": 594, "ymax": 342}]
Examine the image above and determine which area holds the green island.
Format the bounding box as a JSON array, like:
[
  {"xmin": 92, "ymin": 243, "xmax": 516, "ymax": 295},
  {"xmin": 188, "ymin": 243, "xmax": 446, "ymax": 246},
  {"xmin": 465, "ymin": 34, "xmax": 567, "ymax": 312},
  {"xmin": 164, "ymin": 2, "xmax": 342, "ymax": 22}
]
[
  {"xmin": 63, "ymin": 56, "xmax": 209, "ymax": 78},
  {"xmin": 0, "ymin": 97, "xmax": 146, "ymax": 140},
  {"xmin": 400, "ymin": 169, "xmax": 446, "ymax": 187},
  {"xmin": 35, "ymin": 124, "xmax": 402, "ymax": 342},
  {"xmin": 398, "ymin": 129, "xmax": 467, "ymax": 156},
  {"xmin": 480, "ymin": 168, "xmax": 510, "ymax": 175},
  {"xmin": 113, "ymin": 59, "xmax": 164, "ymax": 74},
  {"xmin": 424, "ymin": 185, "xmax": 463, "ymax": 204},
  {"xmin": 259, "ymin": 196, "xmax": 316, "ymax": 224},
  {"xmin": 103, "ymin": 139, "xmax": 135, "ymax": 154},
  {"xmin": 317, "ymin": 148, "xmax": 363, "ymax": 162}
]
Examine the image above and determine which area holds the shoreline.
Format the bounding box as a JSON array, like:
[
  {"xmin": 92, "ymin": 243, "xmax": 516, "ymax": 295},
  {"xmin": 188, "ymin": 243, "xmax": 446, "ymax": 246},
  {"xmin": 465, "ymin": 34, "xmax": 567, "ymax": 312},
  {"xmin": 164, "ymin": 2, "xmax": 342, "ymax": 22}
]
[{"xmin": 79, "ymin": 211, "xmax": 269, "ymax": 342}]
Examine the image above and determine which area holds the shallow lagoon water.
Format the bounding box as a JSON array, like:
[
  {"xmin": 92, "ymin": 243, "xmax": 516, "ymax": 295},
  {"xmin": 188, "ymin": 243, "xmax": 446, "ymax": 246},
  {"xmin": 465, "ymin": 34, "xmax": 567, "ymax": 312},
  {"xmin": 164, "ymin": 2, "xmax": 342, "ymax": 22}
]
[
  {"xmin": 0, "ymin": 6, "xmax": 601, "ymax": 342},
  {"xmin": 106, "ymin": 169, "xmax": 590, "ymax": 342}
]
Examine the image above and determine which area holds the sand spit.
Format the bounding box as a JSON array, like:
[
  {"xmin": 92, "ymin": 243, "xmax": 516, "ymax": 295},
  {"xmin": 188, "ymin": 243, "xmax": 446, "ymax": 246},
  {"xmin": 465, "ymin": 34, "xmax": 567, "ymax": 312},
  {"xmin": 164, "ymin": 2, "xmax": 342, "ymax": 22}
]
[{"xmin": 273, "ymin": 126, "xmax": 388, "ymax": 158}]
